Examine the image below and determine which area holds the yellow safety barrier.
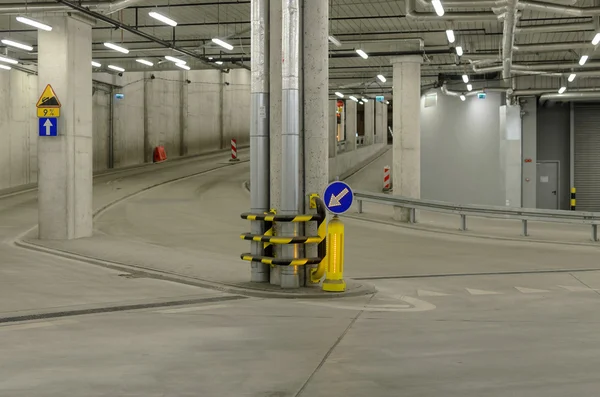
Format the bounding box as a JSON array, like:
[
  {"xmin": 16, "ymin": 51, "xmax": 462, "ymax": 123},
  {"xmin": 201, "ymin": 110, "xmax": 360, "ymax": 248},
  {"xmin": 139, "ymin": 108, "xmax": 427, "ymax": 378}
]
[
  {"xmin": 240, "ymin": 196, "xmax": 327, "ymax": 267},
  {"xmin": 571, "ymin": 187, "xmax": 576, "ymax": 211},
  {"xmin": 322, "ymin": 216, "xmax": 346, "ymax": 292}
]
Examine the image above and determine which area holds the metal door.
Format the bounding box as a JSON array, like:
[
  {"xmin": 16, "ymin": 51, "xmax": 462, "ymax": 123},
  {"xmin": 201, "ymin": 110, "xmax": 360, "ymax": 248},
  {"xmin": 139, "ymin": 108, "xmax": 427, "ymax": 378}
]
[{"xmin": 536, "ymin": 162, "xmax": 559, "ymax": 210}]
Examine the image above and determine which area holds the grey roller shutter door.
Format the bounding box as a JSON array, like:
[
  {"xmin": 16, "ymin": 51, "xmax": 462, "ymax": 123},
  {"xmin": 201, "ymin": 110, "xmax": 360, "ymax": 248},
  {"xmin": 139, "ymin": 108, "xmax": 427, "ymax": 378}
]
[{"xmin": 574, "ymin": 103, "xmax": 600, "ymax": 211}]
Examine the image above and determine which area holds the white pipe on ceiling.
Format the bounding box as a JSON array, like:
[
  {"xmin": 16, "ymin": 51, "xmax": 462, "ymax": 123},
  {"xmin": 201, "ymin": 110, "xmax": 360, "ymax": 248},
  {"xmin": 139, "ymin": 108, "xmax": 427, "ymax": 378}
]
[
  {"xmin": 518, "ymin": 1, "xmax": 600, "ymax": 17},
  {"xmin": 540, "ymin": 91, "xmax": 600, "ymax": 103},
  {"xmin": 501, "ymin": 0, "xmax": 519, "ymax": 81},
  {"xmin": 405, "ymin": 0, "xmax": 499, "ymax": 21},
  {"xmin": 0, "ymin": 0, "xmax": 143, "ymax": 15}
]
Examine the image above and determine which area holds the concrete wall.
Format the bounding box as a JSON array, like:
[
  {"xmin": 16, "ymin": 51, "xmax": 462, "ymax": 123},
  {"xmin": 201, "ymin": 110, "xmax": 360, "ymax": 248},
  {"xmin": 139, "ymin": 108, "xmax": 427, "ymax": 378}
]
[
  {"xmin": 330, "ymin": 143, "xmax": 388, "ymax": 181},
  {"xmin": 421, "ymin": 89, "xmax": 505, "ymax": 206},
  {"xmin": 0, "ymin": 68, "xmax": 252, "ymax": 192},
  {"xmin": 537, "ymin": 103, "xmax": 570, "ymax": 210},
  {"xmin": 0, "ymin": 71, "xmax": 38, "ymax": 190}
]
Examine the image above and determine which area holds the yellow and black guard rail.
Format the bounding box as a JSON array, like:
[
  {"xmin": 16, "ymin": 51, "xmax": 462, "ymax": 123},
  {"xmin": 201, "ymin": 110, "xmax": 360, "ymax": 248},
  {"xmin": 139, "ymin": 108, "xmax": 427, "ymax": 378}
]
[
  {"xmin": 240, "ymin": 197, "xmax": 327, "ymax": 267},
  {"xmin": 571, "ymin": 187, "xmax": 576, "ymax": 211}
]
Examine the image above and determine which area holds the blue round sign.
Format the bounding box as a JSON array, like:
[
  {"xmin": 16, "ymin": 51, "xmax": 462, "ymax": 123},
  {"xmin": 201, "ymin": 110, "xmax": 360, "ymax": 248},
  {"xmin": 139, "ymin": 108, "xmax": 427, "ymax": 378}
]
[{"xmin": 323, "ymin": 181, "xmax": 354, "ymax": 215}]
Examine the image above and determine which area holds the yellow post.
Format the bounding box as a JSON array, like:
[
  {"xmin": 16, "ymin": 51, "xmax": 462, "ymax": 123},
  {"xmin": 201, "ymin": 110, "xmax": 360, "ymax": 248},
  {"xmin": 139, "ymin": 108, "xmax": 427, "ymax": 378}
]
[{"xmin": 322, "ymin": 216, "xmax": 346, "ymax": 292}]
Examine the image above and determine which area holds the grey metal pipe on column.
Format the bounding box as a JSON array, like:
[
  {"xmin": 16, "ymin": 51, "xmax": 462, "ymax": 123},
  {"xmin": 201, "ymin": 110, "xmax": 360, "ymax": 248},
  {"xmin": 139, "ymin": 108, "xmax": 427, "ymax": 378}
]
[
  {"xmin": 280, "ymin": 0, "xmax": 302, "ymax": 289},
  {"xmin": 502, "ymin": 0, "xmax": 518, "ymax": 82},
  {"xmin": 250, "ymin": 0, "xmax": 270, "ymax": 283}
]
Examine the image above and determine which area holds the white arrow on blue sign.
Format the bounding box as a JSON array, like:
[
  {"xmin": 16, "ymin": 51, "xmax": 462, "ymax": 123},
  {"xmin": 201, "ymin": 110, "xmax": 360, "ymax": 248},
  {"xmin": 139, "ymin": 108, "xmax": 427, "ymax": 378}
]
[
  {"xmin": 39, "ymin": 117, "xmax": 58, "ymax": 137},
  {"xmin": 323, "ymin": 181, "xmax": 354, "ymax": 214}
]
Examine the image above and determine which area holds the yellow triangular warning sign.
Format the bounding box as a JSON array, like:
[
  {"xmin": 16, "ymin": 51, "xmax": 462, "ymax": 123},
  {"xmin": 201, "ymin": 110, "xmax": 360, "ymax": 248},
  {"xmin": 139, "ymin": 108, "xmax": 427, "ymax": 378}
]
[{"xmin": 36, "ymin": 84, "xmax": 61, "ymax": 108}]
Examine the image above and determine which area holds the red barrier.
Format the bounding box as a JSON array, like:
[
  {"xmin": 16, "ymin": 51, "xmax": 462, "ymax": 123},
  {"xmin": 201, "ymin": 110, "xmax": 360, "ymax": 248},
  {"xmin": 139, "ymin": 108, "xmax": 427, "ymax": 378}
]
[
  {"xmin": 153, "ymin": 146, "xmax": 167, "ymax": 163},
  {"xmin": 230, "ymin": 139, "xmax": 239, "ymax": 162},
  {"xmin": 383, "ymin": 165, "xmax": 391, "ymax": 191}
]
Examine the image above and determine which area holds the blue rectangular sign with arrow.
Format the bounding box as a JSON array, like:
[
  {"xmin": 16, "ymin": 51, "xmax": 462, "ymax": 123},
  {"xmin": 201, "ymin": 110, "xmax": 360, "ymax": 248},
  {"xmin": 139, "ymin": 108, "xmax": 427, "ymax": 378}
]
[{"xmin": 39, "ymin": 117, "xmax": 58, "ymax": 137}]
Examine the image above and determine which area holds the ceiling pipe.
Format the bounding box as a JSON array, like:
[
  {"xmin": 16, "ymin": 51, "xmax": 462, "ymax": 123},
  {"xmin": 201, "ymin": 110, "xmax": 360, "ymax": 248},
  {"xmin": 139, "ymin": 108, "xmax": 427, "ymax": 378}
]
[
  {"xmin": 0, "ymin": 0, "xmax": 143, "ymax": 14},
  {"xmin": 417, "ymin": 0, "xmax": 499, "ymax": 7},
  {"xmin": 54, "ymin": 0, "xmax": 220, "ymax": 69},
  {"xmin": 540, "ymin": 91, "xmax": 600, "ymax": 103},
  {"xmin": 518, "ymin": 1, "xmax": 600, "ymax": 17},
  {"xmin": 473, "ymin": 61, "xmax": 600, "ymax": 73},
  {"xmin": 405, "ymin": 0, "xmax": 499, "ymax": 21},
  {"xmin": 514, "ymin": 42, "xmax": 592, "ymax": 52},
  {"xmin": 515, "ymin": 21, "xmax": 595, "ymax": 34}
]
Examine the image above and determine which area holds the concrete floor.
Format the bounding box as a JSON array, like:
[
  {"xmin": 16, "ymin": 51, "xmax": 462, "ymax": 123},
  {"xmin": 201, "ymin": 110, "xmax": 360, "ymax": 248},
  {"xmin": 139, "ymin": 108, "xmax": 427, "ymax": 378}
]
[{"xmin": 4, "ymin": 149, "xmax": 600, "ymax": 395}]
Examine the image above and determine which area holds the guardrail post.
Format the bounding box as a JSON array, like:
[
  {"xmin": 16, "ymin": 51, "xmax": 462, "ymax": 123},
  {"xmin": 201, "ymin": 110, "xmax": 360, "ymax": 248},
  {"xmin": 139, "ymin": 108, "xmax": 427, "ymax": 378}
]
[
  {"xmin": 357, "ymin": 199, "xmax": 363, "ymax": 214},
  {"xmin": 460, "ymin": 214, "xmax": 467, "ymax": 231},
  {"xmin": 592, "ymin": 224, "xmax": 598, "ymax": 242},
  {"xmin": 522, "ymin": 219, "xmax": 528, "ymax": 237},
  {"xmin": 409, "ymin": 208, "xmax": 416, "ymax": 224}
]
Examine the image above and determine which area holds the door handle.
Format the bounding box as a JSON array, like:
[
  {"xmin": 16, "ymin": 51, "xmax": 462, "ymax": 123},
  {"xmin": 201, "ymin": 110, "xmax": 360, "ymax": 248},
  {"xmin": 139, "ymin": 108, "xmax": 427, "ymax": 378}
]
[{"xmin": 552, "ymin": 190, "xmax": 557, "ymax": 195}]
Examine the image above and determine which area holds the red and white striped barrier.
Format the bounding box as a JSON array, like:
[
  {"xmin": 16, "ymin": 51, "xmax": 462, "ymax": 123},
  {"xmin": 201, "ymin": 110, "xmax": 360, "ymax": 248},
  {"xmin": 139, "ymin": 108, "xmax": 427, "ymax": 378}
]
[
  {"xmin": 383, "ymin": 165, "xmax": 391, "ymax": 191},
  {"xmin": 230, "ymin": 139, "xmax": 239, "ymax": 162}
]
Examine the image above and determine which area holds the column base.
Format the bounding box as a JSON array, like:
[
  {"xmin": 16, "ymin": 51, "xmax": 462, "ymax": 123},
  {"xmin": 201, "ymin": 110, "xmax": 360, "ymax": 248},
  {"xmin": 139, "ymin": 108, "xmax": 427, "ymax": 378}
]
[{"xmin": 322, "ymin": 278, "xmax": 346, "ymax": 292}]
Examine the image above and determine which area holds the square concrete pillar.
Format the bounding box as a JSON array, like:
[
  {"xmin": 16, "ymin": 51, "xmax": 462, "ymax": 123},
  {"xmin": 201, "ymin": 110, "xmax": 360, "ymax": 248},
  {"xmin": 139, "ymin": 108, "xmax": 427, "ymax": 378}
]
[
  {"xmin": 364, "ymin": 101, "xmax": 374, "ymax": 145},
  {"xmin": 329, "ymin": 100, "xmax": 337, "ymax": 158},
  {"xmin": 375, "ymin": 101, "xmax": 384, "ymax": 144},
  {"xmin": 392, "ymin": 56, "xmax": 421, "ymax": 222},
  {"xmin": 37, "ymin": 16, "xmax": 93, "ymax": 239},
  {"xmin": 345, "ymin": 100, "xmax": 357, "ymax": 152}
]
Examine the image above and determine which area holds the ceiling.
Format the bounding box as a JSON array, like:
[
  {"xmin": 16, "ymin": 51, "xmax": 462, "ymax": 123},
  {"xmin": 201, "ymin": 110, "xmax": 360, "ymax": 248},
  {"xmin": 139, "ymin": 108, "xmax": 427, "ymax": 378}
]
[{"xmin": 0, "ymin": 0, "xmax": 598, "ymax": 97}]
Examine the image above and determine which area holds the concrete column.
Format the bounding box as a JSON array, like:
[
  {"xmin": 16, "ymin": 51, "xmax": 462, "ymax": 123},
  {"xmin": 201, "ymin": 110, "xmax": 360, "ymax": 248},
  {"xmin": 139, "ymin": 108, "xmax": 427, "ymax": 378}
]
[
  {"xmin": 303, "ymin": 0, "xmax": 328, "ymax": 286},
  {"xmin": 382, "ymin": 102, "xmax": 388, "ymax": 143},
  {"xmin": 345, "ymin": 100, "xmax": 357, "ymax": 152},
  {"xmin": 392, "ymin": 56, "xmax": 421, "ymax": 222},
  {"xmin": 374, "ymin": 101, "xmax": 383, "ymax": 144},
  {"xmin": 269, "ymin": 0, "xmax": 282, "ymax": 285},
  {"xmin": 364, "ymin": 101, "xmax": 374, "ymax": 145},
  {"xmin": 180, "ymin": 71, "xmax": 188, "ymax": 156},
  {"xmin": 37, "ymin": 16, "xmax": 93, "ymax": 240},
  {"xmin": 521, "ymin": 97, "xmax": 537, "ymax": 208},
  {"xmin": 329, "ymin": 100, "xmax": 337, "ymax": 158},
  {"xmin": 499, "ymin": 104, "xmax": 522, "ymax": 208}
]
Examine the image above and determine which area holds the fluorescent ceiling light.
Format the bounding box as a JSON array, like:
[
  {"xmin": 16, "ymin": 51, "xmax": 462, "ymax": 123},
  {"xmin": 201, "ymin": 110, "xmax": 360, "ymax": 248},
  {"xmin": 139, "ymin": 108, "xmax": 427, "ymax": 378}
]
[
  {"xmin": 359, "ymin": 101, "xmax": 364, "ymax": 105},
  {"xmin": 568, "ymin": 73, "xmax": 576, "ymax": 82},
  {"xmin": 459, "ymin": 95, "xmax": 466, "ymax": 101},
  {"xmin": 593, "ymin": 33, "xmax": 600, "ymax": 46},
  {"xmin": 1, "ymin": 39, "xmax": 32, "ymax": 51},
  {"xmin": 148, "ymin": 11, "xmax": 177, "ymax": 27},
  {"xmin": 446, "ymin": 29, "xmax": 455, "ymax": 43},
  {"xmin": 0, "ymin": 55, "xmax": 18, "ymax": 65},
  {"xmin": 0, "ymin": 64, "xmax": 11, "ymax": 70},
  {"xmin": 349, "ymin": 95, "xmax": 358, "ymax": 102},
  {"xmin": 462, "ymin": 74, "xmax": 469, "ymax": 83},
  {"xmin": 212, "ymin": 38, "xmax": 233, "ymax": 51},
  {"xmin": 91, "ymin": 61, "xmax": 102, "ymax": 67},
  {"xmin": 104, "ymin": 42, "xmax": 129, "ymax": 54},
  {"xmin": 335, "ymin": 92, "xmax": 344, "ymax": 98},
  {"xmin": 362, "ymin": 98, "xmax": 369, "ymax": 103},
  {"xmin": 385, "ymin": 100, "xmax": 390, "ymax": 105},
  {"xmin": 467, "ymin": 83, "xmax": 472, "ymax": 91},
  {"xmin": 328, "ymin": 35, "xmax": 342, "ymax": 47},
  {"xmin": 558, "ymin": 86, "xmax": 566, "ymax": 94},
  {"xmin": 175, "ymin": 62, "xmax": 190, "ymax": 70},
  {"xmin": 16, "ymin": 16, "xmax": 52, "ymax": 31},
  {"xmin": 377, "ymin": 74, "xmax": 386, "ymax": 83},
  {"xmin": 165, "ymin": 55, "xmax": 185, "ymax": 64},
  {"xmin": 108, "ymin": 65, "xmax": 125, "ymax": 72},
  {"xmin": 208, "ymin": 56, "xmax": 214, "ymax": 60},
  {"xmin": 431, "ymin": 0, "xmax": 445, "ymax": 16},
  {"xmin": 356, "ymin": 49, "xmax": 368, "ymax": 59},
  {"xmin": 215, "ymin": 61, "xmax": 223, "ymax": 65},
  {"xmin": 136, "ymin": 59, "xmax": 154, "ymax": 66},
  {"xmin": 456, "ymin": 46, "xmax": 463, "ymax": 56},
  {"xmin": 579, "ymin": 55, "xmax": 589, "ymax": 65}
]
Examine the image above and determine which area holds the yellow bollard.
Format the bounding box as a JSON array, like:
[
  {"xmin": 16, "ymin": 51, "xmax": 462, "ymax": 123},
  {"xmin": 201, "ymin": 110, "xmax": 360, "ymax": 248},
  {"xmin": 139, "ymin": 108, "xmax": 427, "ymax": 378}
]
[{"xmin": 322, "ymin": 215, "xmax": 346, "ymax": 292}]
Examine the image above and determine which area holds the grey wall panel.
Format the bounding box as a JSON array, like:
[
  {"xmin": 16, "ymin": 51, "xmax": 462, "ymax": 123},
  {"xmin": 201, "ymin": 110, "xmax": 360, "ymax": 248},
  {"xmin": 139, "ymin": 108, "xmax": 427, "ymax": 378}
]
[
  {"xmin": 421, "ymin": 89, "xmax": 504, "ymax": 206},
  {"xmin": 574, "ymin": 103, "xmax": 600, "ymax": 211},
  {"xmin": 537, "ymin": 104, "xmax": 570, "ymax": 210}
]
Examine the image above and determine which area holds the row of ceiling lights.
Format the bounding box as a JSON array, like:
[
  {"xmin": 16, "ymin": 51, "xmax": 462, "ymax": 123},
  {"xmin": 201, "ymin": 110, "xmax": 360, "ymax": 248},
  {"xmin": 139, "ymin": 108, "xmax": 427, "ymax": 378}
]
[{"xmin": 0, "ymin": 11, "xmax": 234, "ymax": 73}]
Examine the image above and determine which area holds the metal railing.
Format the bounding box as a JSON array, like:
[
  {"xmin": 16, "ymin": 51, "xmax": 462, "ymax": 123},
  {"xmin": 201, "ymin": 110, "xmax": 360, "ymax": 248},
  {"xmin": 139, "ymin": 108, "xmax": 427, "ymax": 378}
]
[{"xmin": 354, "ymin": 190, "xmax": 600, "ymax": 241}]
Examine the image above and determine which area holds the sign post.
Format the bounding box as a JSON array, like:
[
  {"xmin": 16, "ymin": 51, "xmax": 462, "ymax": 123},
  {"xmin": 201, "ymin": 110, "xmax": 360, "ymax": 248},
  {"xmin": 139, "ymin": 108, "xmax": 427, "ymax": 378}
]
[{"xmin": 36, "ymin": 85, "xmax": 61, "ymax": 137}]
